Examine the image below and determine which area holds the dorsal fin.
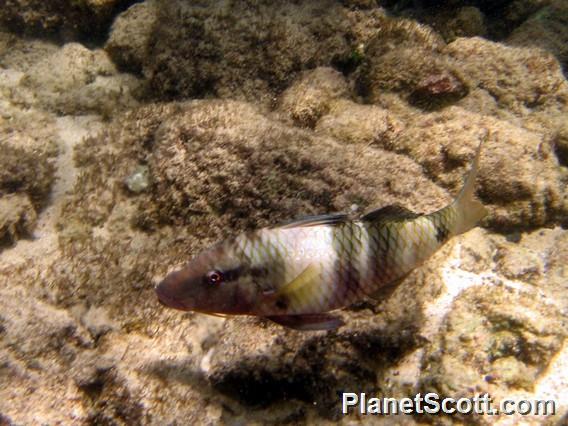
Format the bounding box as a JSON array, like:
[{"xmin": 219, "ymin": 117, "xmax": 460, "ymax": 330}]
[
  {"xmin": 361, "ymin": 204, "xmax": 419, "ymax": 223},
  {"xmin": 275, "ymin": 213, "xmax": 348, "ymax": 229}
]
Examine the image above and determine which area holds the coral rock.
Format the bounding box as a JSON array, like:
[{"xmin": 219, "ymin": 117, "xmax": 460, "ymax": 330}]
[
  {"xmin": 0, "ymin": 0, "xmax": 133, "ymax": 40},
  {"xmin": 22, "ymin": 42, "xmax": 143, "ymax": 115},
  {"xmin": 0, "ymin": 194, "xmax": 37, "ymax": 247},
  {"xmin": 315, "ymin": 99, "xmax": 401, "ymax": 147},
  {"xmin": 396, "ymin": 107, "xmax": 567, "ymax": 231},
  {"xmin": 105, "ymin": 0, "xmax": 158, "ymax": 74},
  {"xmin": 447, "ymin": 36, "xmax": 568, "ymax": 115},
  {"xmin": 145, "ymin": 0, "xmax": 352, "ymax": 103},
  {"xmin": 279, "ymin": 67, "xmax": 350, "ymax": 128}
]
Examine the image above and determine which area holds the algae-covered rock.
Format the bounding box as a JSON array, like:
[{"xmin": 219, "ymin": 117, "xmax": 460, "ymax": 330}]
[
  {"xmin": 22, "ymin": 99, "xmax": 449, "ymax": 423},
  {"xmin": 447, "ymin": 37, "xmax": 568, "ymax": 115},
  {"xmin": 144, "ymin": 0, "xmax": 353, "ymax": 104},
  {"xmin": 507, "ymin": 0, "xmax": 568, "ymax": 72},
  {"xmin": 0, "ymin": 0, "xmax": 133, "ymax": 40},
  {"xmin": 21, "ymin": 42, "xmax": 143, "ymax": 115},
  {"xmin": 0, "ymin": 194, "xmax": 37, "ymax": 247},
  {"xmin": 66, "ymin": 100, "xmax": 450, "ymax": 233},
  {"xmin": 315, "ymin": 99, "xmax": 401, "ymax": 147},
  {"xmin": 278, "ymin": 67, "xmax": 350, "ymax": 128},
  {"xmin": 207, "ymin": 311, "xmax": 422, "ymax": 420},
  {"xmin": 359, "ymin": 17, "xmax": 469, "ymax": 110},
  {"xmin": 0, "ymin": 32, "xmax": 58, "ymax": 73},
  {"xmin": 420, "ymin": 284, "xmax": 566, "ymax": 420},
  {"xmin": 395, "ymin": 107, "xmax": 567, "ymax": 231},
  {"xmin": 42, "ymin": 98, "xmax": 567, "ymax": 422},
  {"xmin": 0, "ymin": 72, "xmax": 59, "ymax": 245},
  {"xmin": 105, "ymin": 0, "xmax": 158, "ymax": 74},
  {"xmin": 0, "ymin": 111, "xmax": 58, "ymax": 213}
]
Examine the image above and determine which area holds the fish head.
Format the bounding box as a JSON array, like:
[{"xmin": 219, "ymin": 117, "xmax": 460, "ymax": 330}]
[{"xmin": 156, "ymin": 241, "xmax": 258, "ymax": 315}]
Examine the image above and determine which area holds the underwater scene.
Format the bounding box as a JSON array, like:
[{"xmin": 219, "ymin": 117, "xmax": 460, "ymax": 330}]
[{"xmin": 1, "ymin": 0, "xmax": 567, "ymax": 424}]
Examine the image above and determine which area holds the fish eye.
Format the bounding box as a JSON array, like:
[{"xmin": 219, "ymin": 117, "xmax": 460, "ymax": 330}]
[{"xmin": 206, "ymin": 270, "xmax": 224, "ymax": 285}]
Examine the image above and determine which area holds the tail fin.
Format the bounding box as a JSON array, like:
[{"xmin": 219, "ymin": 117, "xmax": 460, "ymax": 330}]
[{"xmin": 452, "ymin": 139, "xmax": 487, "ymax": 235}]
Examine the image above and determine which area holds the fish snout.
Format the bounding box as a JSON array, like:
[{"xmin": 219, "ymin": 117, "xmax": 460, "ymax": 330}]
[{"xmin": 155, "ymin": 272, "xmax": 192, "ymax": 311}]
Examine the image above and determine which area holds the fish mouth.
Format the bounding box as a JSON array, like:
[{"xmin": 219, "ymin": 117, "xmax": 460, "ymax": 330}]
[{"xmin": 155, "ymin": 283, "xmax": 191, "ymax": 311}]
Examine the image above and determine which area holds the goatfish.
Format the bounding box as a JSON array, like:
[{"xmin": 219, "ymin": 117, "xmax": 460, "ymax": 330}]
[{"xmin": 156, "ymin": 143, "xmax": 487, "ymax": 331}]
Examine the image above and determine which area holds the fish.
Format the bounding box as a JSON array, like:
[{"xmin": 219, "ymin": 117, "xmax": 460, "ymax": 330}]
[{"xmin": 156, "ymin": 143, "xmax": 487, "ymax": 331}]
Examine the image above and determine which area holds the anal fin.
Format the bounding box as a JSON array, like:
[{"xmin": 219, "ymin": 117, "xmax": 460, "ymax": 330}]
[{"xmin": 265, "ymin": 313, "xmax": 344, "ymax": 331}]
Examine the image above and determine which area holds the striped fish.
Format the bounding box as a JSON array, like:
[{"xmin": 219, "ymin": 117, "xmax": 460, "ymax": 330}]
[{"xmin": 156, "ymin": 144, "xmax": 487, "ymax": 331}]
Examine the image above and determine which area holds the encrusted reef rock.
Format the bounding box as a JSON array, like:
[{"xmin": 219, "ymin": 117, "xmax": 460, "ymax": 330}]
[
  {"xmin": 105, "ymin": 0, "xmax": 159, "ymax": 74},
  {"xmin": 446, "ymin": 37, "xmax": 568, "ymax": 116},
  {"xmin": 65, "ymin": 100, "xmax": 451, "ymax": 233},
  {"xmin": 395, "ymin": 107, "xmax": 568, "ymax": 231},
  {"xmin": 0, "ymin": 194, "xmax": 37, "ymax": 246},
  {"xmin": 0, "ymin": 0, "xmax": 135, "ymax": 40},
  {"xmin": 0, "ymin": 35, "xmax": 144, "ymax": 116},
  {"xmin": 0, "ymin": 97, "xmax": 559, "ymax": 423},
  {"xmin": 359, "ymin": 17, "xmax": 469, "ymax": 110},
  {"xmin": 426, "ymin": 283, "xmax": 565, "ymax": 389},
  {"xmin": 507, "ymin": 0, "xmax": 568, "ymax": 73},
  {"xmin": 142, "ymin": 0, "xmax": 353, "ymax": 104},
  {"xmin": 419, "ymin": 226, "xmax": 568, "ymax": 425},
  {"xmin": 315, "ymin": 99, "xmax": 401, "ymax": 146},
  {"xmin": 0, "ymin": 133, "xmax": 56, "ymax": 212},
  {"xmin": 279, "ymin": 67, "xmax": 351, "ymax": 128},
  {"xmin": 420, "ymin": 283, "xmax": 566, "ymax": 424},
  {"xmin": 0, "ymin": 107, "xmax": 57, "ymax": 246},
  {"xmin": 359, "ymin": 19, "xmax": 568, "ymax": 117},
  {"xmin": 20, "ymin": 42, "xmax": 143, "ymax": 116},
  {"xmin": 0, "ymin": 33, "xmax": 146, "ymax": 246},
  {"xmin": 2, "ymin": 1, "xmax": 568, "ymax": 424}
]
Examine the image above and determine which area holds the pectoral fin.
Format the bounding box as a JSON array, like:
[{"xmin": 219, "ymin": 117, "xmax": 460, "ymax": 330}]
[
  {"xmin": 265, "ymin": 313, "xmax": 344, "ymax": 331},
  {"xmin": 275, "ymin": 264, "xmax": 322, "ymax": 309}
]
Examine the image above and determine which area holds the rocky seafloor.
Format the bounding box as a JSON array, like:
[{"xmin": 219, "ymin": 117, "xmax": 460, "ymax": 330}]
[{"xmin": 1, "ymin": 0, "xmax": 567, "ymax": 424}]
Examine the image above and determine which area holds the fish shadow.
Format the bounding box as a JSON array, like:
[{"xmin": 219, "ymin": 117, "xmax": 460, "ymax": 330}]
[{"xmin": 208, "ymin": 313, "xmax": 424, "ymax": 420}]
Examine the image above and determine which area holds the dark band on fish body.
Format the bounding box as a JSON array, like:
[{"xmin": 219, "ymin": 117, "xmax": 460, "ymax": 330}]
[
  {"xmin": 373, "ymin": 224, "xmax": 391, "ymax": 280},
  {"xmin": 365, "ymin": 223, "xmax": 380, "ymax": 288},
  {"xmin": 332, "ymin": 224, "xmax": 361, "ymax": 302},
  {"xmin": 430, "ymin": 208, "xmax": 455, "ymax": 244},
  {"xmin": 366, "ymin": 222, "xmax": 394, "ymax": 286},
  {"xmin": 434, "ymin": 221, "xmax": 450, "ymax": 243},
  {"xmin": 223, "ymin": 266, "xmax": 245, "ymax": 282},
  {"xmin": 250, "ymin": 266, "xmax": 270, "ymax": 278},
  {"xmin": 238, "ymin": 231, "xmax": 287, "ymax": 293}
]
